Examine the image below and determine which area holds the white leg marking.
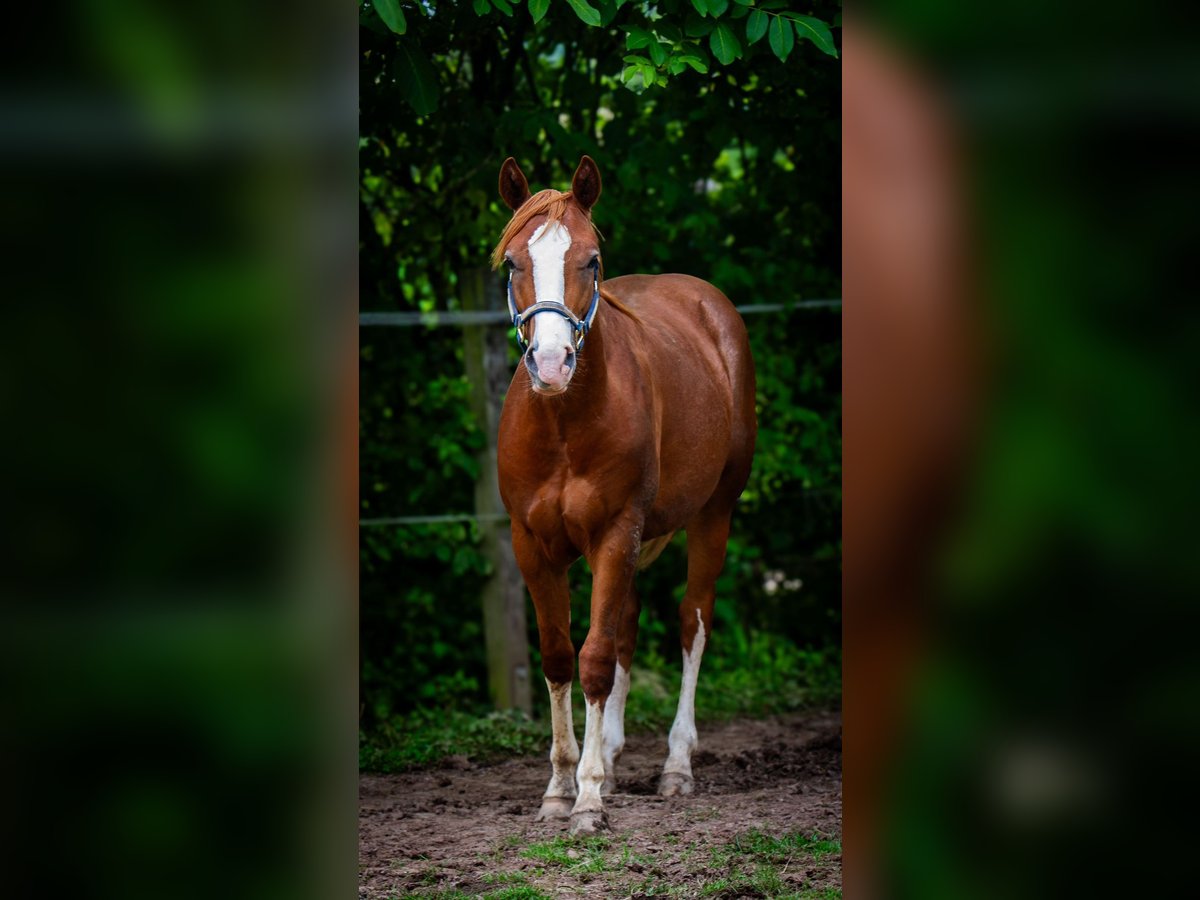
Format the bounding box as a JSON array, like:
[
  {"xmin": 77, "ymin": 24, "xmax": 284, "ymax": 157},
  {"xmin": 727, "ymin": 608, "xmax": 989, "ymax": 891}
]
[
  {"xmin": 573, "ymin": 699, "xmax": 607, "ymax": 814},
  {"xmin": 602, "ymin": 663, "xmax": 630, "ymax": 792},
  {"xmin": 544, "ymin": 679, "xmax": 579, "ymax": 799},
  {"xmin": 527, "ymin": 222, "xmax": 576, "ymax": 388},
  {"xmin": 664, "ymin": 609, "xmax": 707, "ymax": 779}
]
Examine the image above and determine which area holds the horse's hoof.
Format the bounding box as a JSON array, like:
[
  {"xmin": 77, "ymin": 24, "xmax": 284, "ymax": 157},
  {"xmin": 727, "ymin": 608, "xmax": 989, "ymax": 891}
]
[
  {"xmin": 534, "ymin": 797, "xmax": 574, "ymax": 822},
  {"xmin": 568, "ymin": 809, "xmax": 610, "ymax": 836},
  {"xmin": 601, "ymin": 776, "xmax": 616, "ymax": 796},
  {"xmin": 657, "ymin": 772, "xmax": 693, "ymax": 797}
]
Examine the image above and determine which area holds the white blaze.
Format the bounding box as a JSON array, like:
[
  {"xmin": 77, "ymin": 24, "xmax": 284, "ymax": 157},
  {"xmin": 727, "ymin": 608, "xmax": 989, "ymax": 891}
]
[
  {"xmin": 664, "ymin": 609, "xmax": 707, "ymax": 778},
  {"xmin": 527, "ymin": 222, "xmax": 575, "ymax": 387}
]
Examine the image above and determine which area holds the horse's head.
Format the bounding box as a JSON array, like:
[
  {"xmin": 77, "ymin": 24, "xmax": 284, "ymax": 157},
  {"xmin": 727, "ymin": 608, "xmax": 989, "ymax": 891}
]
[{"xmin": 493, "ymin": 156, "xmax": 603, "ymax": 395}]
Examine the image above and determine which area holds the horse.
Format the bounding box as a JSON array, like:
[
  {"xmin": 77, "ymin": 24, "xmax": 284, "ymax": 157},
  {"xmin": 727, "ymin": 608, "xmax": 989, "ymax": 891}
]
[{"xmin": 493, "ymin": 155, "xmax": 757, "ymax": 835}]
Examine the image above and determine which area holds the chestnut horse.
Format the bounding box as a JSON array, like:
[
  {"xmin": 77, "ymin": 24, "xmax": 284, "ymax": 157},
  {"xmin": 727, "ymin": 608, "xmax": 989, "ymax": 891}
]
[{"xmin": 494, "ymin": 156, "xmax": 756, "ymax": 834}]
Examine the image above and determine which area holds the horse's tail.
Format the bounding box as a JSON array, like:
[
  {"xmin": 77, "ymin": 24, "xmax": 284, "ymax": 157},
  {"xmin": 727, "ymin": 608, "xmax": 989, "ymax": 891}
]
[{"xmin": 637, "ymin": 532, "xmax": 676, "ymax": 570}]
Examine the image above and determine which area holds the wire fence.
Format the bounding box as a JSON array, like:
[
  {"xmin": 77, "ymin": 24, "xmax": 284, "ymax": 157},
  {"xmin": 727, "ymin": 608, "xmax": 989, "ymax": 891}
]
[
  {"xmin": 360, "ymin": 298, "xmax": 840, "ymax": 328},
  {"xmin": 360, "ymin": 297, "xmax": 842, "ymax": 528}
]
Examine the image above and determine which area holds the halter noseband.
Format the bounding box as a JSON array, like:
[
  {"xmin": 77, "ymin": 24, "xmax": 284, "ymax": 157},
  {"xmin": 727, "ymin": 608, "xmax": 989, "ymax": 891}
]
[{"xmin": 507, "ymin": 259, "xmax": 601, "ymax": 353}]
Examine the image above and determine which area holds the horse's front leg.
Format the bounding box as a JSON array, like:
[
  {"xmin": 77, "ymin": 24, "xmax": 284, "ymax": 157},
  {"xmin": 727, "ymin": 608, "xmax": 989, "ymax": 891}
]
[
  {"xmin": 571, "ymin": 521, "xmax": 641, "ymax": 835},
  {"xmin": 512, "ymin": 527, "xmax": 578, "ymax": 822}
]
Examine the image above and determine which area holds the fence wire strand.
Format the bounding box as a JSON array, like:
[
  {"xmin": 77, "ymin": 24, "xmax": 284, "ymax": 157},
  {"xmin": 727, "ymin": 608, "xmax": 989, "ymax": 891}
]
[{"xmin": 361, "ymin": 297, "xmax": 841, "ymax": 527}]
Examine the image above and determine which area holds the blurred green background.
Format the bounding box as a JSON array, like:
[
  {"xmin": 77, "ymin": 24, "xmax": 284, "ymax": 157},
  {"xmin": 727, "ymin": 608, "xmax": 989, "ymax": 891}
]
[
  {"xmin": 0, "ymin": 3, "xmax": 355, "ymax": 900},
  {"xmin": 359, "ymin": 0, "xmax": 843, "ymax": 769},
  {"xmin": 848, "ymin": 5, "xmax": 1200, "ymax": 899}
]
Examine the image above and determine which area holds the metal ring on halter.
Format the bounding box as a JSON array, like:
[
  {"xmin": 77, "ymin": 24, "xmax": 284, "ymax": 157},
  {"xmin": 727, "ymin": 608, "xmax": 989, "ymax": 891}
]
[{"xmin": 507, "ymin": 261, "xmax": 600, "ymax": 353}]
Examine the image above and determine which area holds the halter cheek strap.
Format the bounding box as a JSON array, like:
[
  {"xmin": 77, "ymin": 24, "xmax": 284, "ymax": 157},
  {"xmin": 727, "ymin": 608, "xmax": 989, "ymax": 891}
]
[{"xmin": 507, "ymin": 262, "xmax": 600, "ymax": 353}]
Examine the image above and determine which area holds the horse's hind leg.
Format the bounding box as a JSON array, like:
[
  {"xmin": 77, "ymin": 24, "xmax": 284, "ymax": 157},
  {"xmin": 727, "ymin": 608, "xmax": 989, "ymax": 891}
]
[
  {"xmin": 602, "ymin": 581, "xmax": 640, "ymax": 795},
  {"xmin": 512, "ymin": 528, "xmax": 578, "ymax": 822},
  {"xmin": 659, "ymin": 506, "xmax": 733, "ymax": 797}
]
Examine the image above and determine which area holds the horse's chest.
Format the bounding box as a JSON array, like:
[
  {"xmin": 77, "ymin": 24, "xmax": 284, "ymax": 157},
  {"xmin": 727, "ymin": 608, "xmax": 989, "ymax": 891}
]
[{"xmin": 559, "ymin": 477, "xmax": 606, "ymax": 548}]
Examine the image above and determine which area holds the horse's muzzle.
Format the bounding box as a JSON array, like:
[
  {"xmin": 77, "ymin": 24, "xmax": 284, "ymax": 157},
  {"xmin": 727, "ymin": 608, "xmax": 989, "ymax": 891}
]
[{"xmin": 525, "ymin": 345, "xmax": 576, "ymax": 393}]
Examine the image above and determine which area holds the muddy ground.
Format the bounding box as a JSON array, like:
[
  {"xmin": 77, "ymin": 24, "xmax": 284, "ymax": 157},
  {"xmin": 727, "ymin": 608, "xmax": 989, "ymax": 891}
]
[{"xmin": 359, "ymin": 710, "xmax": 841, "ymax": 898}]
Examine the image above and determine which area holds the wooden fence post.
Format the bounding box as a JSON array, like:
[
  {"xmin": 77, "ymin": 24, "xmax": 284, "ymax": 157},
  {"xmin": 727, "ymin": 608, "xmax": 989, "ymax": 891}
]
[{"xmin": 460, "ymin": 266, "xmax": 533, "ymax": 714}]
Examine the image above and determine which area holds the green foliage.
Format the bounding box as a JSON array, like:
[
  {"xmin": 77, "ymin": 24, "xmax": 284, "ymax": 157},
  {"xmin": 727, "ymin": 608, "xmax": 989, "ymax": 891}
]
[
  {"xmin": 359, "ymin": 708, "xmax": 547, "ymax": 773},
  {"xmin": 564, "ymin": 0, "xmax": 603, "ymax": 28},
  {"xmin": 360, "ymin": 0, "xmax": 840, "ymax": 739},
  {"xmin": 359, "ymin": 639, "xmax": 840, "ymax": 772},
  {"xmin": 372, "ymin": 0, "xmax": 407, "ymax": 35}
]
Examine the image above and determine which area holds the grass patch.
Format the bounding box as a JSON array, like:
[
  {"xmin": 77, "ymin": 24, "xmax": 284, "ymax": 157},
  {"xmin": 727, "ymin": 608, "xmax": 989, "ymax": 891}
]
[
  {"xmin": 481, "ymin": 888, "xmax": 551, "ymax": 900},
  {"xmin": 480, "ymin": 870, "xmax": 529, "ymax": 885},
  {"xmin": 519, "ymin": 835, "xmax": 611, "ymax": 872},
  {"xmin": 394, "ymin": 887, "xmax": 551, "ymax": 900},
  {"xmin": 360, "ymin": 708, "xmax": 545, "ymax": 772},
  {"xmin": 721, "ymin": 829, "xmax": 841, "ymax": 864},
  {"xmin": 485, "ymin": 832, "xmax": 527, "ymax": 861},
  {"xmin": 614, "ymin": 840, "xmax": 655, "ymax": 870},
  {"xmin": 699, "ymin": 829, "xmax": 841, "ymax": 898}
]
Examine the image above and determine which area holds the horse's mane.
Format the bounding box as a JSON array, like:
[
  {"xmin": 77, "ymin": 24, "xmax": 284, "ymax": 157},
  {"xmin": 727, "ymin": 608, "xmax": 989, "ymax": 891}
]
[{"xmin": 490, "ymin": 188, "xmax": 640, "ymax": 324}]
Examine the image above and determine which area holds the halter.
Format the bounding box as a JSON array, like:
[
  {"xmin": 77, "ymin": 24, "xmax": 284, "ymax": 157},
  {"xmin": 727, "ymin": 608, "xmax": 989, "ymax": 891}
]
[{"xmin": 507, "ymin": 259, "xmax": 601, "ymax": 353}]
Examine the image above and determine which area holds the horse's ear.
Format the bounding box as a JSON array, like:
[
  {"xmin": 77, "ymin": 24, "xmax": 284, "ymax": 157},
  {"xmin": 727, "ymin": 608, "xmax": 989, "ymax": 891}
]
[
  {"xmin": 571, "ymin": 155, "xmax": 602, "ymax": 212},
  {"xmin": 499, "ymin": 157, "xmax": 531, "ymax": 211}
]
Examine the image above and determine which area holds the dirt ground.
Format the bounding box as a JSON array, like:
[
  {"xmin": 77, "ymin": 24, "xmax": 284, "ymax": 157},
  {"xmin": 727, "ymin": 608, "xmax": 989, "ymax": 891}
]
[{"xmin": 359, "ymin": 710, "xmax": 842, "ymax": 898}]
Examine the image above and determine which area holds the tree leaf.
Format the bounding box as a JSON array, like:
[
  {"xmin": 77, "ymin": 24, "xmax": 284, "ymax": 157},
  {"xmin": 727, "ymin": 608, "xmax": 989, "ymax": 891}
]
[
  {"xmin": 708, "ymin": 0, "xmax": 730, "ymax": 16},
  {"xmin": 690, "ymin": 0, "xmax": 708, "ymax": 17},
  {"xmin": 529, "ymin": 0, "xmax": 550, "ymax": 23},
  {"xmin": 768, "ymin": 15, "xmax": 794, "ymax": 61},
  {"xmin": 472, "ymin": 0, "xmax": 489, "ymax": 15},
  {"xmin": 746, "ymin": 9, "xmax": 767, "ymax": 43},
  {"xmin": 372, "ymin": 0, "xmax": 407, "ymax": 34},
  {"xmin": 491, "ymin": 0, "xmax": 514, "ymax": 16},
  {"xmin": 733, "ymin": 0, "xmax": 754, "ymax": 5},
  {"xmin": 709, "ymin": 23, "xmax": 741, "ymax": 65},
  {"xmin": 395, "ymin": 43, "xmax": 439, "ymax": 116},
  {"xmin": 564, "ymin": 0, "xmax": 602, "ymax": 26},
  {"xmin": 624, "ymin": 25, "xmax": 655, "ymax": 49},
  {"xmin": 685, "ymin": 13, "xmax": 715, "ymax": 36},
  {"xmin": 655, "ymin": 23, "xmax": 683, "ymax": 43},
  {"xmin": 669, "ymin": 57, "xmax": 687, "ymax": 75},
  {"xmin": 675, "ymin": 51, "xmax": 709, "ymax": 74},
  {"xmin": 648, "ymin": 40, "xmax": 668, "ymax": 66},
  {"xmin": 597, "ymin": 0, "xmax": 619, "ymax": 25},
  {"xmin": 790, "ymin": 14, "xmax": 838, "ymax": 58}
]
